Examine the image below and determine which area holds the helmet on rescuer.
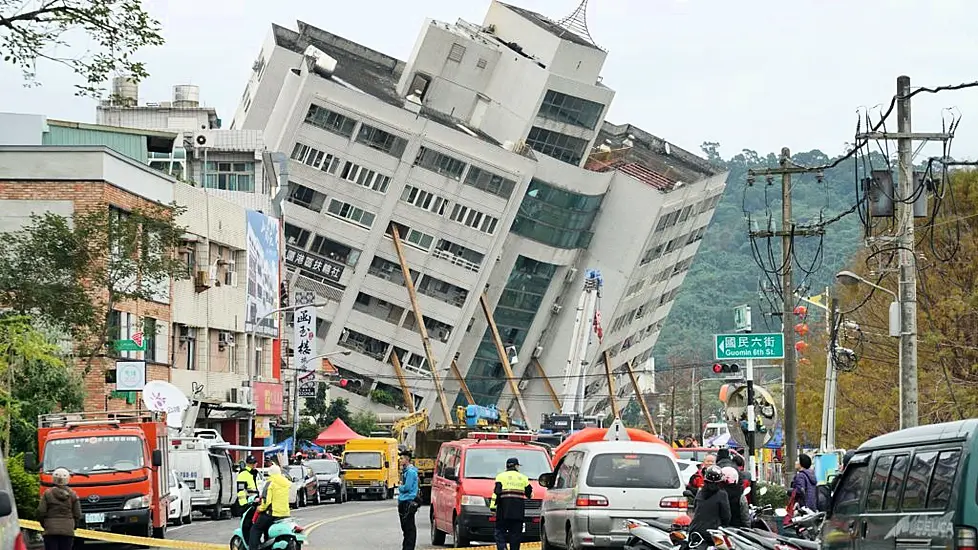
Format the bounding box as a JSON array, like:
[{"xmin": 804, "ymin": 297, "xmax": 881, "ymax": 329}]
[{"xmin": 703, "ymin": 465, "xmax": 724, "ymax": 484}]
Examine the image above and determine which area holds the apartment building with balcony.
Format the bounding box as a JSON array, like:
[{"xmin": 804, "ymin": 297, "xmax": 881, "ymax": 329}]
[{"xmin": 233, "ymin": 1, "xmax": 727, "ymax": 424}]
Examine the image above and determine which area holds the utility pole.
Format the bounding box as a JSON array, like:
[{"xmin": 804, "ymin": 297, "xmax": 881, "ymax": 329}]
[
  {"xmin": 819, "ymin": 293, "xmax": 839, "ymax": 451},
  {"xmin": 854, "ymin": 76, "xmax": 954, "ymax": 428},
  {"xmin": 669, "ymin": 384, "xmax": 676, "ymax": 444},
  {"xmin": 748, "ymin": 149, "xmax": 824, "ymax": 485},
  {"xmin": 896, "ymin": 75, "xmax": 919, "ymax": 428}
]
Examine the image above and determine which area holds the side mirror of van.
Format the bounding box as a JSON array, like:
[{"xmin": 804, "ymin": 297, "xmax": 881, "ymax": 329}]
[
  {"xmin": 152, "ymin": 449, "xmax": 163, "ymax": 467},
  {"xmin": 385, "ymin": 461, "xmax": 390, "ymax": 469},
  {"xmin": 443, "ymin": 467, "xmax": 457, "ymax": 480},
  {"xmin": 23, "ymin": 453, "xmax": 37, "ymax": 472},
  {"xmin": 537, "ymin": 472, "xmax": 555, "ymax": 489},
  {"xmin": 0, "ymin": 491, "xmax": 12, "ymax": 517}
]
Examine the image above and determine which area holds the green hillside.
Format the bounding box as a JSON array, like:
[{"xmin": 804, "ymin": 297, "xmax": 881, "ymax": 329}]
[{"xmin": 653, "ymin": 145, "xmax": 865, "ymax": 365}]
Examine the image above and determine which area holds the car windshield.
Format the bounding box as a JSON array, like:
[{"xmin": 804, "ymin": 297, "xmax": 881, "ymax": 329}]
[
  {"xmin": 43, "ymin": 435, "xmax": 144, "ymax": 473},
  {"xmin": 308, "ymin": 460, "xmax": 339, "ymax": 476},
  {"xmin": 343, "ymin": 452, "xmax": 382, "ymax": 469},
  {"xmin": 586, "ymin": 453, "xmax": 680, "ymax": 489},
  {"xmin": 463, "ymin": 448, "xmax": 552, "ymax": 480}
]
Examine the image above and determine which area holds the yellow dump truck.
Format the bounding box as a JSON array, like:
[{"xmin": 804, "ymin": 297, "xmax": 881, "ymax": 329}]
[{"xmin": 342, "ymin": 437, "xmax": 399, "ymax": 500}]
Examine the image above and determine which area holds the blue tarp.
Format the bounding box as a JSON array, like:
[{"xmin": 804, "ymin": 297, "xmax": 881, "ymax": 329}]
[{"xmin": 267, "ymin": 437, "xmax": 327, "ymax": 455}]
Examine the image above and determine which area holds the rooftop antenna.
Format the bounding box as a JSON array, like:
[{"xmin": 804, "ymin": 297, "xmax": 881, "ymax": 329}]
[{"xmin": 555, "ymin": 0, "xmax": 601, "ymax": 49}]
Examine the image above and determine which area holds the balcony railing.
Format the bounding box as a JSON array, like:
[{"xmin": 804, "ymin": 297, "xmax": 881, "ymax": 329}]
[{"xmin": 432, "ymin": 248, "xmax": 480, "ymax": 272}]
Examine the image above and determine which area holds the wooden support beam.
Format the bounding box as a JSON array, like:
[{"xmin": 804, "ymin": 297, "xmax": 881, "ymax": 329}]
[
  {"xmin": 479, "ymin": 292, "xmax": 531, "ymax": 429},
  {"xmin": 388, "ymin": 352, "xmax": 416, "ymax": 413},
  {"xmin": 531, "ymin": 358, "xmax": 562, "ymax": 411},
  {"xmin": 624, "ymin": 360, "xmax": 656, "ymax": 435},
  {"xmin": 602, "ymin": 351, "xmax": 619, "ymax": 419},
  {"xmin": 451, "ymin": 359, "xmax": 475, "ymax": 406}
]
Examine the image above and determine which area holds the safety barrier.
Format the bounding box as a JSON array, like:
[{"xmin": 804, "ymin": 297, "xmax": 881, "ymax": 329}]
[{"xmin": 19, "ymin": 520, "xmax": 226, "ymax": 550}]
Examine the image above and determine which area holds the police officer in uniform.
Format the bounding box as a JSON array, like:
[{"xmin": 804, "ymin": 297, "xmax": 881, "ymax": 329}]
[
  {"xmin": 489, "ymin": 457, "xmax": 532, "ymax": 550},
  {"xmin": 233, "ymin": 455, "xmax": 259, "ymax": 517}
]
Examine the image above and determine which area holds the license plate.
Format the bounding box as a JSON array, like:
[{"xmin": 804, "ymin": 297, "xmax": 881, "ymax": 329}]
[
  {"xmin": 357, "ymin": 488, "xmax": 366, "ymax": 493},
  {"xmin": 85, "ymin": 513, "xmax": 105, "ymax": 524}
]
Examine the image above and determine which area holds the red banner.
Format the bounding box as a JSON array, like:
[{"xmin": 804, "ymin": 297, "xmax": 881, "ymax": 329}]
[{"xmin": 253, "ymin": 382, "xmax": 283, "ymax": 416}]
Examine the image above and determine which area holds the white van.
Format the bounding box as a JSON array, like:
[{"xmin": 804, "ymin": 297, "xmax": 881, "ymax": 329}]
[
  {"xmin": 539, "ymin": 441, "xmax": 687, "ymax": 549},
  {"xmin": 169, "ymin": 437, "xmax": 235, "ymax": 519}
]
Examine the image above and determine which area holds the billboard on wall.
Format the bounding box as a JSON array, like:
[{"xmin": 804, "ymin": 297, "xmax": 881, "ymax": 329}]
[
  {"xmin": 253, "ymin": 382, "xmax": 283, "ymax": 416},
  {"xmin": 245, "ymin": 210, "xmax": 281, "ymax": 337}
]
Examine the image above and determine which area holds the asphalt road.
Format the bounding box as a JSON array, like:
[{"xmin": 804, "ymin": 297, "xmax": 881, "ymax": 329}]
[{"xmin": 166, "ymin": 499, "xmax": 460, "ymax": 550}]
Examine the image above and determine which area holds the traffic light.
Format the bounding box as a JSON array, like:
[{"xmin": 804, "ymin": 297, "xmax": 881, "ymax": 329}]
[{"xmin": 712, "ymin": 363, "xmax": 740, "ymax": 374}]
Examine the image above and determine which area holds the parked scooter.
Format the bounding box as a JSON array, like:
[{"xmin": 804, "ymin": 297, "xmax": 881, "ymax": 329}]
[{"xmin": 230, "ymin": 496, "xmax": 307, "ymax": 550}]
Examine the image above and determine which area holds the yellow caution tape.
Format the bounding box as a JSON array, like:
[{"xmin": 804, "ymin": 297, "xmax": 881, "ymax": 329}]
[{"xmin": 19, "ymin": 519, "xmax": 226, "ymax": 550}]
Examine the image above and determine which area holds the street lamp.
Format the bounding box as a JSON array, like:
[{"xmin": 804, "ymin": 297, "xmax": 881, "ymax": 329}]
[
  {"xmin": 835, "ymin": 270, "xmax": 904, "ymax": 427},
  {"xmin": 291, "ymin": 350, "xmax": 352, "ymax": 446}
]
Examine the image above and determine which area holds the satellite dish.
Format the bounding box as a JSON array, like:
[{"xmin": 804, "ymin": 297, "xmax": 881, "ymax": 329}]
[{"xmin": 142, "ymin": 381, "xmax": 191, "ymax": 429}]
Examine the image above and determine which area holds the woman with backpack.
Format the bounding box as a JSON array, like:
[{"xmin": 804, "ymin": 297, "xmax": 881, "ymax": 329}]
[{"xmin": 688, "ymin": 466, "xmax": 731, "ymax": 546}]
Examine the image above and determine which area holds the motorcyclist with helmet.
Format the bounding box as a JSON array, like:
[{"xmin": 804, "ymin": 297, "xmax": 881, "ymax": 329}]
[
  {"xmin": 687, "ymin": 466, "xmax": 731, "ymax": 547},
  {"xmin": 720, "ymin": 466, "xmax": 749, "ymax": 527},
  {"xmin": 233, "ymin": 455, "xmax": 260, "ymax": 518}
]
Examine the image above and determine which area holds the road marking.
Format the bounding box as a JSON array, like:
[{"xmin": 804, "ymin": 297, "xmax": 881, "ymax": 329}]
[{"xmin": 303, "ymin": 507, "xmax": 391, "ymax": 536}]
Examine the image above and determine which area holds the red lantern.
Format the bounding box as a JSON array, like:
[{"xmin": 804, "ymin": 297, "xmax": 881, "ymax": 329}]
[
  {"xmin": 794, "ymin": 323, "xmax": 809, "ymax": 337},
  {"xmin": 793, "ymin": 305, "xmax": 808, "ymax": 316},
  {"xmin": 795, "ymin": 340, "xmax": 809, "ymax": 354}
]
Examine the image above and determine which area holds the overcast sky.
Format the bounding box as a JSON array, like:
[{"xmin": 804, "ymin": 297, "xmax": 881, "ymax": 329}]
[{"xmin": 3, "ymin": 0, "xmax": 977, "ymax": 160}]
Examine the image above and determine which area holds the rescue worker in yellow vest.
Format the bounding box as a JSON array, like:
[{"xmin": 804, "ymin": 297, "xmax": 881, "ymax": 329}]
[
  {"xmin": 489, "ymin": 457, "xmax": 532, "ymax": 550},
  {"xmin": 233, "ymin": 455, "xmax": 259, "ymax": 517}
]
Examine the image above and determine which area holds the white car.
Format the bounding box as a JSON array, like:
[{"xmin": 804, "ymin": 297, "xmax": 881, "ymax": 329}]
[
  {"xmin": 675, "ymin": 459, "xmax": 700, "ymax": 487},
  {"xmin": 168, "ymin": 471, "xmax": 193, "ymax": 525}
]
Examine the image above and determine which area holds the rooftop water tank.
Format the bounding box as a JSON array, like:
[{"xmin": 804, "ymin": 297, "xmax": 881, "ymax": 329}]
[
  {"xmin": 173, "ymin": 85, "xmax": 200, "ymax": 108},
  {"xmin": 303, "ymin": 45, "xmax": 337, "ymax": 76},
  {"xmin": 111, "ymin": 76, "xmax": 138, "ymax": 107}
]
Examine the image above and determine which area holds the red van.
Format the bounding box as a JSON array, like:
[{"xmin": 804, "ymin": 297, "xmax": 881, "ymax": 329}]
[{"xmin": 429, "ymin": 432, "xmax": 552, "ymax": 546}]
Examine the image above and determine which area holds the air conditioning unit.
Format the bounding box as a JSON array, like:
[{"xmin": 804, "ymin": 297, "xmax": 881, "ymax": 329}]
[
  {"xmin": 178, "ymin": 325, "xmax": 195, "ymax": 342},
  {"xmin": 532, "ymin": 345, "xmax": 544, "ymax": 358},
  {"xmin": 218, "ymin": 332, "xmax": 235, "ymax": 346},
  {"xmin": 228, "ymin": 387, "xmax": 251, "ymax": 404},
  {"xmin": 564, "ymin": 268, "xmax": 578, "ymax": 285},
  {"xmin": 194, "ymin": 270, "xmax": 210, "ymax": 291},
  {"xmin": 551, "ymin": 303, "xmax": 562, "ymax": 314},
  {"xmin": 518, "ymin": 379, "xmax": 529, "ymax": 391},
  {"xmin": 193, "ymin": 131, "xmax": 212, "ymax": 148}
]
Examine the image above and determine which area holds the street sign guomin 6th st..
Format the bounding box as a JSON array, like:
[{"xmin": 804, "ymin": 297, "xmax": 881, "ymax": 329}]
[{"xmin": 715, "ymin": 333, "xmax": 785, "ymax": 360}]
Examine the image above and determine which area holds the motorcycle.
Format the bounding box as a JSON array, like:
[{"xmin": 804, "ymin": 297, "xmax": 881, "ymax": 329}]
[
  {"xmin": 777, "ymin": 506, "xmax": 824, "ymax": 541},
  {"xmin": 230, "ymin": 496, "xmax": 307, "ymax": 550}
]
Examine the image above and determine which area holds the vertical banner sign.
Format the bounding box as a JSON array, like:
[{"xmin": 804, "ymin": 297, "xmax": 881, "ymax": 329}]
[{"xmin": 293, "ymin": 290, "xmax": 317, "ymax": 372}]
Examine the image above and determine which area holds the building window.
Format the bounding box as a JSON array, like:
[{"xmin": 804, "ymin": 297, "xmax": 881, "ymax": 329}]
[
  {"xmin": 476, "ymin": 58, "xmax": 488, "ymax": 69},
  {"xmin": 463, "ymin": 166, "xmax": 516, "ymax": 199},
  {"xmin": 458, "ymin": 256, "xmax": 557, "ymax": 406},
  {"xmin": 310, "ymin": 234, "xmax": 361, "ymax": 267},
  {"xmin": 400, "ymin": 185, "xmax": 447, "ymax": 216},
  {"xmin": 326, "ymin": 199, "xmax": 375, "ymax": 229},
  {"xmin": 305, "ymin": 104, "xmax": 356, "ymax": 138},
  {"xmin": 284, "ymin": 223, "xmax": 311, "ymax": 247},
  {"xmin": 537, "ymin": 90, "xmax": 604, "ymax": 130},
  {"xmin": 414, "ymin": 146, "xmax": 466, "ymax": 180},
  {"xmin": 290, "ymin": 142, "xmax": 341, "ymax": 174},
  {"xmin": 448, "ymin": 43, "xmax": 466, "ymax": 63},
  {"xmin": 287, "ymin": 183, "xmax": 326, "ymax": 212},
  {"xmin": 203, "ymin": 162, "xmax": 255, "ymax": 192},
  {"xmin": 510, "ymin": 178, "xmax": 603, "ymax": 249},
  {"xmin": 434, "ymin": 239, "xmax": 484, "ymax": 271},
  {"xmin": 404, "ymin": 228, "xmax": 435, "ymax": 251},
  {"xmin": 525, "ymin": 127, "xmax": 588, "ymax": 166},
  {"xmin": 355, "ymin": 124, "xmax": 407, "ymax": 158},
  {"xmin": 449, "ymin": 204, "xmax": 499, "ymax": 234},
  {"xmin": 407, "ymin": 73, "xmax": 431, "ymax": 100},
  {"xmin": 340, "ymin": 161, "xmax": 390, "ymax": 193}
]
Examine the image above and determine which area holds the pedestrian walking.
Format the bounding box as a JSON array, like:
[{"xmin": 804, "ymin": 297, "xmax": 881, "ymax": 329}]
[
  {"xmin": 37, "ymin": 468, "xmax": 81, "ymax": 550},
  {"xmin": 489, "ymin": 457, "xmax": 532, "ymax": 550},
  {"xmin": 397, "ymin": 449, "xmax": 420, "ymax": 550}
]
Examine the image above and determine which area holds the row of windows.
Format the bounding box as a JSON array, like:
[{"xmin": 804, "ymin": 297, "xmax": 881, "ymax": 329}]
[
  {"xmin": 449, "ymin": 204, "xmax": 498, "ymax": 235},
  {"xmin": 639, "ymin": 224, "xmax": 708, "ymax": 266},
  {"xmin": 327, "ymin": 199, "xmax": 375, "ymax": 228},
  {"xmin": 202, "ymin": 161, "xmax": 255, "ymax": 192},
  {"xmin": 284, "ymin": 223, "xmax": 361, "ymax": 268},
  {"xmin": 291, "ymin": 141, "xmax": 392, "ymax": 195},
  {"xmin": 834, "ymin": 449, "xmax": 959, "ymax": 516},
  {"xmin": 526, "ymin": 126, "xmax": 588, "ymax": 166},
  {"xmin": 537, "ymin": 89, "xmax": 604, "ymax": 130},
  {"xmin": 340, "ymin": 160, "xmax": 391, "ymax": 193},
  {"xmin": 413, "ymin": 147, "xmax": 517, "ymax": 200},
  {"xmin": 511, "ymin": 179, "xmax": 603, "ymax": 250},
  {"xmin": 400, "ymin": 185, "xmax": 499, "ymax": 234},
  {"xmin": 305, "ymin": 104, "xmax": 357, "ymax": 138},
  {"xmin": 414, "ymin": 146, "xmax": 466, "ymax": 180},
  {"xmin": 291, "ymin": 142, "xmax": 342, "ymax": 174}
]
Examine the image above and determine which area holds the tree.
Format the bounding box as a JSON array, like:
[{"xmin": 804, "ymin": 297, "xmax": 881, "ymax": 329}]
[
  {"xmin": 795, "ymin": 169, "xmax": 978, "ymax": 448},
  {"xmin": 1, "ymin": 0, "xmax": 164, "ymax": 96},
  {"xmin": 296, "ymin": 419, "xmax": 320, "ymax": 443},
  {"xmin": 324, "ymin": 398, "xmax": 352, "ymax": 427},
  {"xmin": 0, "ymin": 315, "xmax": 82, "ymax": 455},
  {"xmin": 349, "ymin": 410, "xmax": 379, "ymax": 437},
  {"xmin": 303, "ymin": 384, "xmax": 334, "ymax": 426},
  {"xmin": 0, "ymin": 204, "xmax": 189, "ymax": 373}
]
